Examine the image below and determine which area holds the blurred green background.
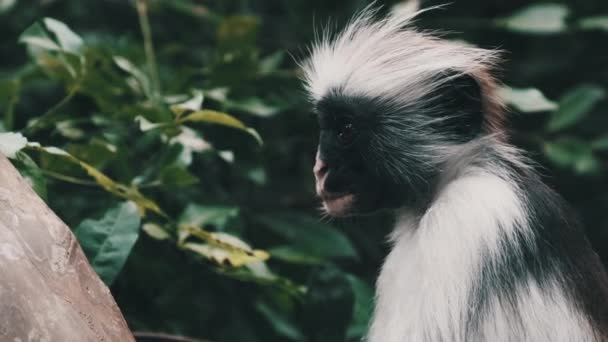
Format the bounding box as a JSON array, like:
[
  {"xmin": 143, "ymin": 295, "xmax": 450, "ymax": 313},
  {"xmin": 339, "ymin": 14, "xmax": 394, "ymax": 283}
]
[{"xmin": 0, "ymin": 0, "xmax": 607, "ymax": 341}]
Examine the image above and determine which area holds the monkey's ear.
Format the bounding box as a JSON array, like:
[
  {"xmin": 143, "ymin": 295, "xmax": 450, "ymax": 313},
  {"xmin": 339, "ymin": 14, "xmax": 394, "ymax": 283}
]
[{"xmin": 430, "ymin": 72, "xmax": 484, "ymax": 141}]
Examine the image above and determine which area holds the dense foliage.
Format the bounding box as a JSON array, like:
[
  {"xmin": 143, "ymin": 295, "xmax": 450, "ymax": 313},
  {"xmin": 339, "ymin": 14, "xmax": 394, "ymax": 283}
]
[{"xmin": 0, "ymin": 1, "xmax": 607, "ymax": 341}]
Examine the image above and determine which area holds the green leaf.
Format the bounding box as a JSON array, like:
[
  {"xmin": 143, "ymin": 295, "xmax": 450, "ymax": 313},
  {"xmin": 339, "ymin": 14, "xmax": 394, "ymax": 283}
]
[
  {"xmin": 269, "ymin": 245, "xmax": 325, "ymax": 265},
  {"xmin": 142, "ymin": 223, "xmax": 170, "ymax": 241},
  {"xmin": 42, "ymin": 18, "xmax": 84, "ymax": 55},
  {"xmin": 302, "ymin": 266, "xmax": 354, "ymax": 342},
  {"xmin": 497, "ymin": 4, "xmax": 569, "ymax": 34},
  {"xmin": 169, "ymin": 90, "xmax": 204, "ymax": 118},
  {"xmin": 579, "ymin": 16, "xmax": 608, "ymax": 31},
  {"xmin": 259, "ymin": 51, "xmax": 285, "ymax": 75},
  {"xmin": 346, "ymin": 275, "xmax": 374, "ymax": 340},
  {"xmin": 18, "ymin": 22, "xmax": 61, "ymax": 52},
  {"xmin": 75, "ymin": 202, "xmax": 142, "ymax": 285},
  {"xmin": 591, "ymin": 135, "xmax": 608, "ymax": 151},
  {"xmin": 113, "ymin": 56, "xmax": 152, "ymax": 99},
  {"xmin": 255, "ymin": 212, "xmax": 358, "ymax": 260},
  {"xmin": 226, "ymin": 97, "xmax": 281, "ymax": 117},
  {"xmin": 180, "ymin": 226, "xmax": 269, "ymax": 267},
  {"xmin": 543, "ymin": 137, "xmax": 601, "ymax": 174},
  {"xmin": 158, "ymin": 164, "xmax": 200, "ymax": 187},
  {"xmin": 179, "ymin": 204, "xmax": 239, "ymax": 230},
  {"xmin": 27, "ymin": 143, "xmax": 165, "ymax": 216},
  {"xmin": 255, "ymin": 301, "xmax": 305, "ymax": 341},
  {"xmin": 12, "ymin": 151, "xmax": 47, "ymax": 200},
  {"xmin": 498, "ymin": 86, "xmax": 557, "ymax": 112},
  {"xmin": 0, "ymin": 0, "xmax": 16, "ymax": 13},
  {"xmin": 547, "ymin": 84, "xmax": 606, "ymax": 132},
  {"xmin": 0, "ymin": 132, "xmax": 27, "ymax": 158},
  {"xmin": 179, "ymin": 109, "xmax": 263, "ymax": 145}
]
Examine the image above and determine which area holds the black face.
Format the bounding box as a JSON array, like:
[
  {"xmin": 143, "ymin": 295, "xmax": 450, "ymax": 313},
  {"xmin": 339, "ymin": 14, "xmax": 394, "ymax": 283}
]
[{"xmin": 313, "ymin": 74, "xmax": 484, "ymax": 217}]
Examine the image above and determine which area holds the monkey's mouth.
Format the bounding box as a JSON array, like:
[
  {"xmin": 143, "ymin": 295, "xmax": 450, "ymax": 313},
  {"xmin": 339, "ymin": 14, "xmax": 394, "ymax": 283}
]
[{"xmin": 320, "ymin": 193, "xmax": 355, "ymax": 217}]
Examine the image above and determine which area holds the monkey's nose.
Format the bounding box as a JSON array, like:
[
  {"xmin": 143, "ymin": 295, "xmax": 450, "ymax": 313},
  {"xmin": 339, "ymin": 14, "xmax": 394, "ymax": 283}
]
[{"xmin": 313, "ymin": 152, "xmax": 329, "ymax": 181}]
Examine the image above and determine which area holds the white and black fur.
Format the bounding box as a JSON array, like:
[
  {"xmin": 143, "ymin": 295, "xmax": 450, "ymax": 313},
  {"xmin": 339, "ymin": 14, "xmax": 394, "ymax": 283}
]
[{"xmin": 302, "ymin": 7, "xmax": 608, "ymax": 342}]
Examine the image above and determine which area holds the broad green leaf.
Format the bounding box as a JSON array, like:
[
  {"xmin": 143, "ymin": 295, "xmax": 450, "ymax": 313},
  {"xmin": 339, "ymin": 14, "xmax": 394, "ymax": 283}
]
[
  {"xmin": 75, "ymin": 202, "xmax": 141, "ymax": 285},
  {"xmin": 259, "ymin": 51, "xmax": 285, "ymax": 75},
  {"xmin": 591, "ymin": 135, "xmax": 608, "ymax": 150},
  {"xmin": 12, "ymin": 151, "xmax": 47, "ymax": 200},
  {"xmin": 178, "ymin": 109, "xmax": 263, "ymax": 144},
  {"xmin": 18, "ymin": 22, "xmax": 61, "ymax": 52},
  {"xmin": 0, "ymin": 132, "xmax": 27, "ymax": 158},
  {"xmin": 547, "ymin": 85, "xmax": 606, "ymax": 132},
  {"xmin": 158, "ymin": 164, "xmax": 199, "ymax": 187},
  {"xmin": 269, "ymin": 245, "xmax": 324, "ymax": 265},
  {"xmin": 179, "ymin": 204, "xmax": 239, "ymax": 230},
  {"xmin": 42, "ymin": 18, "xmax": 84, "ymax": 55},
  {"xmin": 255, "ymin": 301, "xmax": 305, "ymax": 341},
  {"xmin": 498, "ymin": 86, "xmax": 557, "ymax": 112},
  {"xmin": 579, "ymin": 16, "xmax": 608, "ymax": 31},
  {"xmin": 302, "ymin": 266, "xmax": 354, "ymax": 342},
  {"xmin": 497, "ymin": 4, "xmax": 569, "ymax": 34},
  {"xmin": 255, "ymin": 212, "xmax": 358, "ymax": 259},
  {"xmin": 113, "ymin": 56, "xmax": 152, "ymax": 98},
  {"xmin": 346, "ymin": 275, "xmax": 374, "ymax": 340},
  {"xmin": 226, "ymin": 97, "xmax": 281, "ymax": 117},
  {"xmin": 544, "ymin": 138, "xmax": 601, "ymax": 174},
  {"xmin": 142, "ymin": 223, "xmax": 171, "ymax": 241}
]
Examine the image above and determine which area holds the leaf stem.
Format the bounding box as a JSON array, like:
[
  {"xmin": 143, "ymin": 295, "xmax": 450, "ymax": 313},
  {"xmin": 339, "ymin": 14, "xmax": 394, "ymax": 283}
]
[
  {"xmin": 136, "ymin": 0, "xmax": 161, "ymax": 99},
  {"xmin": 40, "ymin": 169, "xmax": 99, "ymax": 186},
  {"xmin": 23, "ymin": 84, "xmax": 80, "ymax": 135}
]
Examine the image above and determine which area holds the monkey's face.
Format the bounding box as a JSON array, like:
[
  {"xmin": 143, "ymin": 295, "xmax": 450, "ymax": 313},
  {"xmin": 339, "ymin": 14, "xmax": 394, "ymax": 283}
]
[{"xmin": 313, "ymin": 76, "xmax": 484, "ymax": 217}]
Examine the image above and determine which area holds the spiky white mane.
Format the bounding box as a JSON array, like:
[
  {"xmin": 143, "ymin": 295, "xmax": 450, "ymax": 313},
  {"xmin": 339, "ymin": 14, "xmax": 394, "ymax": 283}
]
[{"xmin": 301, "ymin": 7, "xmax": 499, "ymax": 107}]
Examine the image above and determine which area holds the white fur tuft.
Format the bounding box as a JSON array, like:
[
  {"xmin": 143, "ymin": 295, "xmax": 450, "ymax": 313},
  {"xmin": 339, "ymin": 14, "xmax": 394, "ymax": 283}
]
[{"xmin": 301, "ymin": 6, "xmax": 500, "ymax": 106}]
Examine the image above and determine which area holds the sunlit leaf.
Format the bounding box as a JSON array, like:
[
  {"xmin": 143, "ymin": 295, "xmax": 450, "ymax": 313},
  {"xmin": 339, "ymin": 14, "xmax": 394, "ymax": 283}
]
[
  {"xmin": 179, "ymin": 109, "xmax": 263, "ymax": 144},
  {"xmin": 0, "ymin": 132, "xmax": 27, "ymax": 158},
  {"xmin": 113, "ymin": 56, "xmax": 152, "ymax": 98},
  {"xmin": 0, "ymin": 0, "xmax": 16, "ymax": 13},
  {"xmin": 547, "ymin": 84, "xmax": 606, "ymax": 132},
  {"xmin": 142, "ymin": 222, "xmax": 171, "ymax": 241},
  {"xmin": 498, "ymin": 86, "xmax": 557, "ymax": 112},
  {"xmin": 18, "ymin": 22, "xmax": 61, "ymax": 52},
  {"xmin": 75, "ymin": 201, "xmax": 141, "ymax": 285},
  {"xmin": 498, "ymin": 4, "xmax": 569, "ymax": 34},
  {"xmin": 391, "ymin": 0, "xmax": 420, "ymax": 19},
  {"xmin": 170, "ymin": 90, "xmax": 204, "ymax": 118},
  {"xmin": 42, "ymin": 18, "xmax": 84, "ymax": 55},
  {"xmin": 180, "ymin": 225, "xmax": 269, "ymax": 267}
]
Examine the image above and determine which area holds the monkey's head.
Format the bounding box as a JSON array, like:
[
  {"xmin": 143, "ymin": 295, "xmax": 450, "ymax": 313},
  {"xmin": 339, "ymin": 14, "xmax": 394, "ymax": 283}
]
[{"xmin": 302, "ymin": 8, "xmax": 504, "ymax": 217}]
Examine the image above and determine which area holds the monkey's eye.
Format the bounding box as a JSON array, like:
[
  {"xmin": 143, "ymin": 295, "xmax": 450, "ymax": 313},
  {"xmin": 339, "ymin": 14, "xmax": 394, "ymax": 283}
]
[{"xmin": 338, "ymin": 122, "xmax": 356, "ymax": 144}]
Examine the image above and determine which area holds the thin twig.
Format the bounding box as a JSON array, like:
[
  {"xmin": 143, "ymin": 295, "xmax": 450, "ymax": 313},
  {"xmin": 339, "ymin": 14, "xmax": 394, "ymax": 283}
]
[
  {"xmin": 133, "ymin": 331, "xmax": 213, "ymax": 342},
  {"xmin": 40, "ymin": 169, "xmax": 99, "ymax": 187},
  {"xmin": 135, "ymin": 0, "xmax": 161, "ymax": 99},
  {"xmin": 23, "ymin": 84, "xmax": 80, "ymax": 134}
]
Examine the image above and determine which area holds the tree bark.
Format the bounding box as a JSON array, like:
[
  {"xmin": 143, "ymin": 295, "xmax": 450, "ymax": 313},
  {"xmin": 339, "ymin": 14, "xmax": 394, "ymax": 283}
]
[{"xmin": 0, "ymin": 155, "xmax": 134, "ymax": 341}]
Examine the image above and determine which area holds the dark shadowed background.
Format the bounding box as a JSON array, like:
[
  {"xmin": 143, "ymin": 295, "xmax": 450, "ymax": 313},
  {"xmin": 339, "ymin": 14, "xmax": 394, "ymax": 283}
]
[{"xmin": 0, "ymin": 0, "xmax": 607, "ymax": 341}]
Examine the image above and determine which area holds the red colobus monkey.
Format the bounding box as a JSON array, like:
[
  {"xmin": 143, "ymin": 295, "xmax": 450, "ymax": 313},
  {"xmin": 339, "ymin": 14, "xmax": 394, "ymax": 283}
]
[{"xmin": 302, "ymin": 7, "xmax": 608, "ymax": 342}]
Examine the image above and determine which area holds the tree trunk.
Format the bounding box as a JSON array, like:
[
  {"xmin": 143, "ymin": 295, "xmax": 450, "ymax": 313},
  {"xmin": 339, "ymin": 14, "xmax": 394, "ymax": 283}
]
[{"xmin": 0, "ymin": 155, "xmax": 134, "ymax": 341}]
